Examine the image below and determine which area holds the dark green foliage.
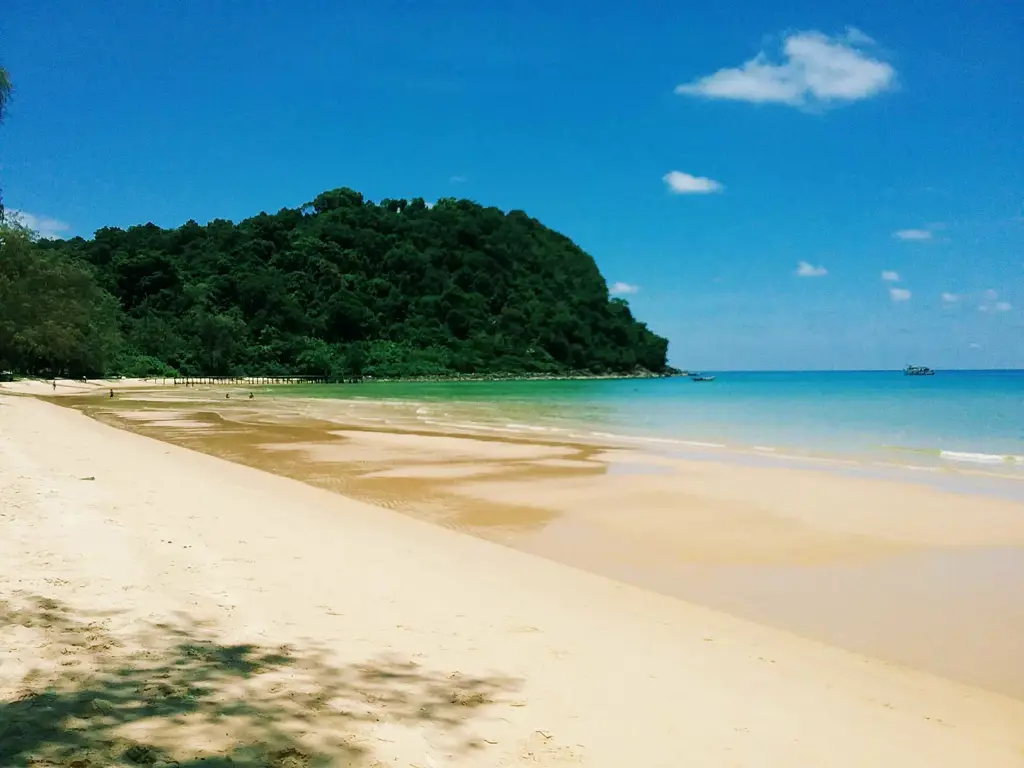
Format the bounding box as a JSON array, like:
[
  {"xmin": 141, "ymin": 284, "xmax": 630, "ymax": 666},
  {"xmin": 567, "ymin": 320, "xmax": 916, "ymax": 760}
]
[
  {"xmin": 29, "ymin": 189, "xmax": 671, "ymax": 378},
  {"xmin": 0, "ymin": 222, "xmax": 123, "ymax": 377}
]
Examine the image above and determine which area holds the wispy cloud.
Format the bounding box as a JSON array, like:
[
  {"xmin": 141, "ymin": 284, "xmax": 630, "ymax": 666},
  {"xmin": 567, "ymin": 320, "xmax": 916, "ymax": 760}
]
[
  {"xmin": 881, "ymin": 270, "xmax": 900, "ymax": 282},
  {"xmin": 674, "ymin": 29, "xmax": 895, "ymax": 109},
  {"xmin": 448, "ymin": 174, "xmax": 467, "ymax": 184},
  {"xmin": 977, "ymin": 289, "xmax": 1013, "ymax": 312},
  {"xmin": 893, "ymin": 228, "xmax": 933, "ymax": 241},
  {"xmin": 7, "ymin": 209, "xmax": 71, "ymax": 239},
  {"xmin": 979, "ymin": 300, "xmax": 1012, "ymax": 313},
  {"xmin": 889, "ymin": 287, "xmax": 912, "ymax": 302},
  {"xmin": 941, "ymin": 292, "xmax": 959, "ymax": 303},
  {"xmin": 795, "ymin": 261, "xmax": 827, "ymax": 277},
  {"xmin": 968, "ymin": 342, "xmax": 982, "ymax": 349},
  {"xmin": 609, "ymin": 281, "xmax": 640, "ymax": 296},
  {"xmin": 662, "ymin": 171, "xmax": 723, "ymax": 194}
]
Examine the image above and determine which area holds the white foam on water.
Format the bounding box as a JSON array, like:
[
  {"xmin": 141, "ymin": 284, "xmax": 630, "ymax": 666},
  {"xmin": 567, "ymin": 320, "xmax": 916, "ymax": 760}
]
[
  {"xmin": 793, "ymin": 455, "xmax": 859, "ymax": 467},
  {"xmin": 423, "ymin": 419, "xmax": 531, "ymax": 434},
  {"xmin": 623, "ymin": 435, "xmax": 727, "ymax": 449},
  {"xmin": 940, "ymin": 450, "xmax": 1023, "ymax": 465},
  {"xmin": 872, "ymin": 461, "xmax": 942, "ymax": 473}
]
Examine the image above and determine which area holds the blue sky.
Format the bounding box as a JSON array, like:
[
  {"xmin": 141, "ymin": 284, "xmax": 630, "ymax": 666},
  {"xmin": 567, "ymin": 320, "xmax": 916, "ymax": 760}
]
[{"xmin": 2, "ymin": 0, "xmax": 1021, "ymax": 370}]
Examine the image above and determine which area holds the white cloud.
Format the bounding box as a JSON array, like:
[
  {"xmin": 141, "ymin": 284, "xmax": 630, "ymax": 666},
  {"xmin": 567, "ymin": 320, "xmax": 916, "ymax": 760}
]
[
  {"xmin": 968, "ymin": 342, "xmax": 982, "ymax": 349},
  {"xmin": 448, "ymin": 174, "xmax": 467, "ymax": 184},
  {"xmin": 674, "ymin": 29, "xmax": 895, "ymax": 108},
  {"xmin": 795, "ymin": 261, "xmax": 827, "ymax": 277},
  {"xmin": 881, "ymin": 270, "xmax": 900, "ymax": 282},
  {"xmin": 893, "ymin": 228, "xmax": 933, "ymax": 241},
  {"xmin": 976, "ymin": 290, "xmax": 1014, "ymax": 313},
  {"xmin": 842, "ymin": 27, "xmax": 876, "ymax": 46},
  {"xmin": 980, "ymin": 300, "xmax": 1012, "ymax": 313},
  {"xmin": 662, "ymin": 170, "xmax": 723, "ymax": 194},
  {"xmin": 7, "ymin": 209, "xmax": 71, "ymax": 239},
  {"xmin": 941, "ymin": 292, "xmax": 959, "ymax": 303},
  {"xmin": 609, "ymin": 281, "xmax": 640, "ymax": 296},
  {"xmin": 889, "ymin": 287, "xmax": 912, "ymax": 302}
]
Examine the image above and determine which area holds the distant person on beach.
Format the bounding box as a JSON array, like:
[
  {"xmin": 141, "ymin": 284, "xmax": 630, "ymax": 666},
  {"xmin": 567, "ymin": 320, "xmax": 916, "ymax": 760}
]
[
  {"xmin": 109, "ymin": 388, "xmax": 114, "ymax": 398},
  {"xmin": 249, "ymin": 392, "xmax": 254, "ymax": 399},
  {"xmin": 52, "ymin": 380, "xmax": 56, "ymax": 391},
  {"xmin": 226, "ymin": 393, "xmax": 230, "ymax": 399}
]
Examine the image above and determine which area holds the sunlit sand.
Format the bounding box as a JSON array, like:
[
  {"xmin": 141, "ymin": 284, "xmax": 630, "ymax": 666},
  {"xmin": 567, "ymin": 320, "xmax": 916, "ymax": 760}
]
[{"xmin": 3, "ymin": 388, "xmax": 1024, "ymax": 766}]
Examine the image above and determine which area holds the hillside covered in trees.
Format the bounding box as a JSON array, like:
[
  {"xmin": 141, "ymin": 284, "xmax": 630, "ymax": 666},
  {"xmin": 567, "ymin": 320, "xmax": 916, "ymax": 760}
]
[{"xmin": 3, "ymin": 189, "xmax": 672, "ymax": 379}]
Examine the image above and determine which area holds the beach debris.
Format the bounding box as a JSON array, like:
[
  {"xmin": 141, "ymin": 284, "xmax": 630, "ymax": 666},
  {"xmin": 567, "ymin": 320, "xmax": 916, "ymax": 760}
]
[
  {"xmin": 267, "ymin": 747, "xmax": 314, "ymax": 767},
  {"xmin": 122, "ymin": 742, "xmax": 161, "ymax": 764},
  {"xmin": 79, "ymin": 476, "xmax": 96, "ymax": 481},
  {"xmin": 449, "ymin": 689, "xmax": 490, "ymax": 706},
  {"xmin": 87, "ymin": 696, "xmax": 115, "ymax": 714}
]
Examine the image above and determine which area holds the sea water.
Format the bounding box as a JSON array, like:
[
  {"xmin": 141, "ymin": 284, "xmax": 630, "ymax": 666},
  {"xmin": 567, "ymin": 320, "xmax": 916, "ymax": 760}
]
[{"xmin": 279, "ymin": 370, "xmax": 1024, "ymax": 478}]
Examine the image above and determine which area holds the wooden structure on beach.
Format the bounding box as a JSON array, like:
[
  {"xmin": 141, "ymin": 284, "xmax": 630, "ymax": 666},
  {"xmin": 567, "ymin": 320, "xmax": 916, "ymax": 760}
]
[{"xmin": 172, "ymin": 375, "xmax": 328, "ymax": 386}]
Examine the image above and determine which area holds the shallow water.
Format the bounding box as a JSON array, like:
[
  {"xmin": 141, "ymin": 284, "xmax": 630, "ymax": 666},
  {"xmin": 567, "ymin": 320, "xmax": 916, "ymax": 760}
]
[{"xmin": 274, "ymin": 371, "xmax": 1024, "ymax": 476}]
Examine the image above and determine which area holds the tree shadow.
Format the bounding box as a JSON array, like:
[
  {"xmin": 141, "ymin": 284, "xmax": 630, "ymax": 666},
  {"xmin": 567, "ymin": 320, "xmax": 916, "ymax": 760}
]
[{"xmin": 1, "ymin": 594, "xmax": 520, "ymax": 767}]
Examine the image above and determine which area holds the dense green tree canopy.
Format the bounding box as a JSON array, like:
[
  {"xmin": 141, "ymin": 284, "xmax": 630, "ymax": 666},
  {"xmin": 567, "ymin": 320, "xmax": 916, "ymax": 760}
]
[
  {"xmin": 0, "ymin": 221, "xmax": 122, "ymax": 376},
  {"xmin": 17, "ymin": 189, "xmax": 671, "ymax": 379}
]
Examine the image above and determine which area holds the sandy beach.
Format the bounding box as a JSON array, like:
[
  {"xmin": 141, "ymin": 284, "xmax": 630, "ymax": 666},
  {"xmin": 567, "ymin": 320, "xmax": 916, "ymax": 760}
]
[{"xmin": 3, "ymin": 391, "xmax": 1024, "ymax": 766}]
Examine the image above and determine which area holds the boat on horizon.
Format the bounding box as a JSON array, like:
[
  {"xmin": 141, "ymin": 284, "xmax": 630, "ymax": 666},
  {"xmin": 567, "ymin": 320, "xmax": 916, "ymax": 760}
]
[
  {"xmin": 903, "ymin": 365, "xmax": 935, "ymax": 376},
  {"xmin": 691, "ymin": 374, "xmax": 716, "ymax": 382}
]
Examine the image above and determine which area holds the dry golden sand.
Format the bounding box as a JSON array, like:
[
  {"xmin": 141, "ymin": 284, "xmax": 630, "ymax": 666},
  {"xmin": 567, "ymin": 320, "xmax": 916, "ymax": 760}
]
[
  {"xmin": 0, "ymin": 376, "xmax": 167, "ymax": 396},
  {"xmin": 3, "ymin": 394, "xmax": 1024, "ymax": 766}
]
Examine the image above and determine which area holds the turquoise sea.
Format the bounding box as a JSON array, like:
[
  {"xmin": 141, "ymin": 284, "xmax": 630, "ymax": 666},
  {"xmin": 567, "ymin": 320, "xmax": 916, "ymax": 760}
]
[{"xmin": 281, "ymin": 370, "xmax": 1024, "ymax": 478}]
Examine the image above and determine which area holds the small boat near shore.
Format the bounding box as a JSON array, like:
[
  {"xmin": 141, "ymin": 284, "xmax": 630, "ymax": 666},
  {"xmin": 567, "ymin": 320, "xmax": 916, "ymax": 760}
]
[
  {"xmin": 691, "ymin": 374, "xmax": 716, "ymax": 382},
  {"xmin": 903, "ymin": 365, "xmax": 935, "ymax": 376}
]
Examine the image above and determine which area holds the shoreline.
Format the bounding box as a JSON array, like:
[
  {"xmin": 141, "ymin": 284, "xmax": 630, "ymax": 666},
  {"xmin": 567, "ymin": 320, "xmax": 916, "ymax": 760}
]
[
  {"xmin": 240, "ymin": 379, "xmax": 1024, "ymax": 481},
  {"xmin": 0, "ymin": 367, "xmax": 688, "ymax": 390},
  {"xmin": 8, "ymin": 375, "xmax": 1024, "ymax": 482},
  {"xmin": 12, "ymin": 375, "xmax": 1022, "ymax": 488},
  {"xmin": 3, "ymin": 393, "xmax": 1024, "ymax": 766}
]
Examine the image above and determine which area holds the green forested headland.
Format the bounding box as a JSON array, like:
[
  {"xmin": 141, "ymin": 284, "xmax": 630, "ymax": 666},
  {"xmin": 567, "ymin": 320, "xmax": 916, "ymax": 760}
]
[{"xmin": 1, "ymin": 189, "xmax": 672, "ymax": 379}]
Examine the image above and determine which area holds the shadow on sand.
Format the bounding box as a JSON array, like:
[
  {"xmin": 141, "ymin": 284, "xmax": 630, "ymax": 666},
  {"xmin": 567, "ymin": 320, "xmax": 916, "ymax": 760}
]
[{"xmin": 1, "ymin": 594, "xmax": 520, "ymax": 767}]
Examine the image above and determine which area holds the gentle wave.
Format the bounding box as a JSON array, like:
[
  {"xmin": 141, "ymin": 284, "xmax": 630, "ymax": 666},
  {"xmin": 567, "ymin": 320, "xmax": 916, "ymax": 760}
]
[
  {"xmin": 872, "ymin": 461, "xmax": 942, "ymax": 473},
  {"xmin": 940, "ymin": 450, "xmax": 1024, "ymax": 466},
  {"xmin": 326, "ymin": 392, "xmax": 1024, "ymax": 477},
  {"xmin": 628, "ymin": 436, "xmax": 727, "ymax": 449},
  {"xmin": 422, "ymin": 412, "xmax": 1021, "ymax": 470}
]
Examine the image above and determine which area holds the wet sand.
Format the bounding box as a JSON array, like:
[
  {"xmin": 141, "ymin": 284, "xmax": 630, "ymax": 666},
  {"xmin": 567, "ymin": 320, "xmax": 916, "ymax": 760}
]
[{"xmin": 56, "ymin": 386, "xmax": 1024, "ymax": 701}]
